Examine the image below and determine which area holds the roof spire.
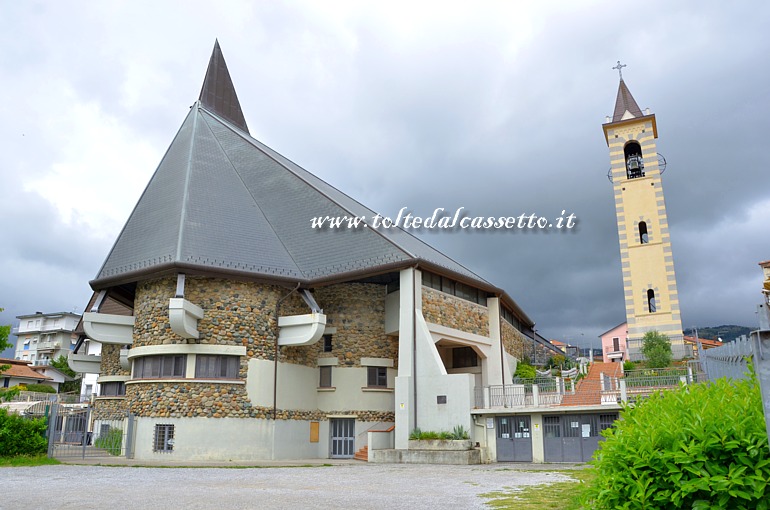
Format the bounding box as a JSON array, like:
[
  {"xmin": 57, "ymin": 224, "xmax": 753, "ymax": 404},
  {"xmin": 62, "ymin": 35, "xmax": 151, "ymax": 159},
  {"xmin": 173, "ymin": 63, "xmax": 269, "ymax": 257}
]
[
  {"xmin": 610, "ymin": 61, "xmax": 644, "ymax": 122},
  {"xmin": 198, "ymin": 40, "xmax": 249, "ymax": 134}
]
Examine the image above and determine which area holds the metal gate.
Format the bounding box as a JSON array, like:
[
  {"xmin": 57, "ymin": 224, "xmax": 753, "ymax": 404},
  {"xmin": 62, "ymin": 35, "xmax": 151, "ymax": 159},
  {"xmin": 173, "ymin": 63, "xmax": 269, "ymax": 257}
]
[
  {"xmin": 496, "ymin": 416, "xmax": 533, "ymax": 462},
  {"xmin": 43, "ymin": 403, "xmax": 135, "ymax": 459},
  {"xmin": 543, "ymin": 413, "xmax": 617, "ymax": 462},
  {"xmin": 330, "ymin": 418, "xmax": 355, "ymax": 458}
]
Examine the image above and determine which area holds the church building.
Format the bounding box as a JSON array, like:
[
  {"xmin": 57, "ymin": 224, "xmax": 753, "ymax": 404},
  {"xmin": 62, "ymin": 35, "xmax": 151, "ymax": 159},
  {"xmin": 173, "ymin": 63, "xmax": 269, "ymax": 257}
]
[{"xmin": 68, "ymin": 41, "xmax": 543, "ymax": 462}]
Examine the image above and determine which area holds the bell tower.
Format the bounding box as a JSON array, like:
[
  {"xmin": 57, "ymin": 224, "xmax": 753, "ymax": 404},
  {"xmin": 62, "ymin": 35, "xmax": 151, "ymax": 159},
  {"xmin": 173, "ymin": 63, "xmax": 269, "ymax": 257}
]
[{"xmin": 603, "ymin": 62, "xmax": 685, "ymax": 360}]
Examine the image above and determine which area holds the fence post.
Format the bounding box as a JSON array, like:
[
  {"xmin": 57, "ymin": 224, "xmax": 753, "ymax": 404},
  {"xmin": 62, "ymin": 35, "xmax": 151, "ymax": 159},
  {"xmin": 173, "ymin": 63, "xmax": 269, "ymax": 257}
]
[
  {"xmin": 620, "ymin": 380, "xmax": 627, "ymax": 404},
  {"xmin": 752, "ymin": 327, "xmax": 770, "ymax": 453},
  {"xmin": 125, "ymin": 412, "xmax": 136, "ymax": 459},
  {"xmin": 532, "ymin": 384, "xmax": 540, "ymax": 407},
  {"xmin": 82, "ymin": 405, "xmax": 92, "ymax": 460},
  {"xmin": 46, "ymin": 403, "xmax": 59, "ymax": 459}
]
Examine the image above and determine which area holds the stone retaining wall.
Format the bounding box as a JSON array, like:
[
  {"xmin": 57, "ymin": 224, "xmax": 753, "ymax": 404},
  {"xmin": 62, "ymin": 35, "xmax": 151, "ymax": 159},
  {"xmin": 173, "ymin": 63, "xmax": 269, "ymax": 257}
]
[{"xmin": 421, "ymin": 287, "xmax": 489, "ymax": 337}]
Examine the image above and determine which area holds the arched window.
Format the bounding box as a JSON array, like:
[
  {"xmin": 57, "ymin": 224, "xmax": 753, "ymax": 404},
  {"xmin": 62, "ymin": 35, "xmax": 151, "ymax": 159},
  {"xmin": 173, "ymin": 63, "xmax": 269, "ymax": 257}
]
[
  {"xmin": 639, "ymin": 221, "xmax": 649, "ymax": 244},
  {"xmin": 647, "ymin": 289, "xmax": 656, "ymax": 313},
  {"xmin": 624, "ymin": 142, "xmax": 644, "ymax": 179}
]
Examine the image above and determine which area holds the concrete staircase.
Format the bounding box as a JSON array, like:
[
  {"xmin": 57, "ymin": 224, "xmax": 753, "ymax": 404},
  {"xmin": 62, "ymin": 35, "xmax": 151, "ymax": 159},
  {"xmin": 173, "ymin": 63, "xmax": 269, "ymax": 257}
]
[
  {"xmin": 353, "ymin": 445, "xmax": 368, "ymax": 461},
  {"xmin": 561, "ymin": 361, "xmax": 620, "ymax": 406}
]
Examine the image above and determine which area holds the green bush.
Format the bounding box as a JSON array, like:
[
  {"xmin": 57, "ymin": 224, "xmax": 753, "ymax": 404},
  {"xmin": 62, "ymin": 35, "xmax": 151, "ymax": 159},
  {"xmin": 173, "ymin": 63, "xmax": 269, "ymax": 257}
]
[
  {"xmin": 0, "ymin": 387, "xmax": 21, "ymax": 402},
  {"xmin": 641, "ymin": 330, "xmax": 673, "ymax": 368},
  {"xmin": 514, "ymin": 361, "xmax": 536, "ymax": 379},
  {"xmin": 94, "ymin": 427, "xmax": 123, "ymax": 455},
  {"xmin": 0, "ymin": 408, "xmax": 48, "ymax": 456},
  {"xmin": 23, "ymin": 384, "xmax": 56, "ymax": 394},
  {"xmin": 623, "ymin": 360, "xmax": 635, "ymax": 372},
  {"xmin": 409, "ymin": 426, "xmax": 470, "ymax": 441},
  {"xmin": 582, "ymin": 375, "xmax": 770, "ymax": 509}
]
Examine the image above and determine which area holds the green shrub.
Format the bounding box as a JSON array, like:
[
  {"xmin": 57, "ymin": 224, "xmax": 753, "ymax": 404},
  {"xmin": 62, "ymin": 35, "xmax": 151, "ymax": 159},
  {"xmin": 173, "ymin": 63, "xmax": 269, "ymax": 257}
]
[
  {"xmin": 0, "ymin": 387, "xmax": 21, "ymax": 402},
  {"xmin": 409, "ymin": 426, "xmax": 470, "ymax": 441},
  {"xmin": 94, "ymin": 427, "xmax": 123, "ymax": 455},
  {"xmin": 641, "ymin": 330, "xmax": 672, "ymax": 368},
  {"xmin": 451, "ymin": 424, "xmax": 469, "ymax": 440},
  {"xmin": 515, "ymin": 362, "xmax": 536, "ymax": 379},
  {"xmin": 0, "ymin": 408, "xmax": 48, "ymax": 456},
  {"xmin": 23, "ymin": 384, "xmax": 56, "ymax": 394},
  {"xmin": 623, "ymin": 360, "xmax": 635, "ymax": 372},
  {"xmin": 582, "ymin": 375, "xmax": 770, "ymax": 509}
]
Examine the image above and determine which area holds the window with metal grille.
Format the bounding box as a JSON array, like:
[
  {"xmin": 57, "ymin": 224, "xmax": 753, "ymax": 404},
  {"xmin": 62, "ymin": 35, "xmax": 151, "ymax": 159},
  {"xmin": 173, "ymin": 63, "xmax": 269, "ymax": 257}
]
[
  {"xmin": 599, "ymin": 413, "xmax": 618, "ymax": 431},
  {"xmin": 154, "ymin": 424, "xmax": 174, "ymax": 452},
  {"xmin": 134, "ymin": 355, "xmax": 186, "ymax": 379},
  {"xmin": 367, "ymin": 366, "xmax": 387, "ymax": 388},
  {"xmin": 195, "ymin": 355, "xmax": 239, "ymax": 379},
  {"xmin": 543, "ymin": 416, "xmax": 561, "ymax": 438},
  {"xmin": 647, "ymin": 289, "xmax": 657, "ymax": 313},
  {"xmin": 497, "ymin": 417, "xmax": 511, "ymax": 438},
  {"xmin": 319, "ymin": 366, "xmax": 332, "ymax": 388},
  {"xmin": 100, "ymin": 381, "xmax": 125, "ymax": 397}
]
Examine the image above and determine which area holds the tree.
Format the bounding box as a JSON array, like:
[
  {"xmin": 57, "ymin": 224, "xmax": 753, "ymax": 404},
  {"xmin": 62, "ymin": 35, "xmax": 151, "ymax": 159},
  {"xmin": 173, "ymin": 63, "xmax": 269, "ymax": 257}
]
[
  {"xmin": 0, "ymin": 307, "xmax": 11, "ymax": 375},
  {"xmin": 641, "ymin": 330, "xmax": 672, "ymax": 368},
  {"xmin": 51, "ymin": 355, "xmax": 82, "ymax": 393}
]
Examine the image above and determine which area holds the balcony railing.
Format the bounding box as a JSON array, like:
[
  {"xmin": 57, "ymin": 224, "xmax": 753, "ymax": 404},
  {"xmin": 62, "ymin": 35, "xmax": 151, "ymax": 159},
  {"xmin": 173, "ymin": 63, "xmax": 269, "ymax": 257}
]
[{"xmin": 473, "ymin": 369, "xmax": 704, "ymax": 410}]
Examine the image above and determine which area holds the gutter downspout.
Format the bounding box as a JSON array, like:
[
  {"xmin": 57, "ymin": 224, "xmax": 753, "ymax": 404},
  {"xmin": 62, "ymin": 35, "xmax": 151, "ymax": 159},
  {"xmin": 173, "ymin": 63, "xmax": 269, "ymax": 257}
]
[{"xmin": 274, "ymin": 283, "xmax": 301, "ymax": 420}]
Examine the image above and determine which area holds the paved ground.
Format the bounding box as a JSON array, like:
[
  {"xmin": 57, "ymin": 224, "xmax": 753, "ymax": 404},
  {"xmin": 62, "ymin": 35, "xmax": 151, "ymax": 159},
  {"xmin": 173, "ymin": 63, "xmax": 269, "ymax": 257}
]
[{"xmin": 1, "ymin": 461, "xmax": 583, "ymax": 509}]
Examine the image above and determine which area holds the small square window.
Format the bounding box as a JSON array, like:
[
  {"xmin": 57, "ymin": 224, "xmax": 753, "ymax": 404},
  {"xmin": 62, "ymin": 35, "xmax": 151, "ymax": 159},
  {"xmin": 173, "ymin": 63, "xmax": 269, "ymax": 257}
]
[
  {"xmin": 367, "ymin": 366, "xmax": 387, "ymax": 388},
  {"xmin": 322, "ymin": 335, "xmax": 333, "ymax": 353},
  {"xmin": 319, "ymin": 366, "xmax": 332, "ymax": 388},
  {"xmin": 154, "ymin": 424, "xmax": 174, "ymax": 452}
]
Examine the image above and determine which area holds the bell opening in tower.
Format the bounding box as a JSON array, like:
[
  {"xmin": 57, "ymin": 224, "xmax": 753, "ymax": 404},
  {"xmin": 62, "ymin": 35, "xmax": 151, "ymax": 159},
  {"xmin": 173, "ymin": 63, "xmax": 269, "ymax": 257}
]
[{"xmin": 624, "ymin": 142, "xmax": 645, "ymax": 179}]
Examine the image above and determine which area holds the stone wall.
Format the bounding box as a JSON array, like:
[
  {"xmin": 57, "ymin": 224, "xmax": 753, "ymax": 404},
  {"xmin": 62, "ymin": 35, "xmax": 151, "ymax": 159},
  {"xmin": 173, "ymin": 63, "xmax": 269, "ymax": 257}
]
[
  {"xmin": 282, "ymin": 283, "xmax": 396, "ymax": 368},
  {"xmin": 101, "ymin": 344, "xmax": 129, "ymax": 377},
  {"xmin": 92, "ymin": 397, "xmax": 129, "ymax": 421},
  {"xmin": 125, "ymin": 277, "xmax": 396, "ymax": 420},
  {"xmin": 421, "ymin": 287, "xmax": 489, "ymax": 337},
  {"xmin": 501, "ymin": 320, "xmax": 527, "ymax": 360}
]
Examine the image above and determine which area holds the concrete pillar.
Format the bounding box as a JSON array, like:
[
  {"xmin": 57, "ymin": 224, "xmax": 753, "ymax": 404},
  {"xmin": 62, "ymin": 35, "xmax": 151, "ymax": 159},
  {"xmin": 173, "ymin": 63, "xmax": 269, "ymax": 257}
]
[
  {"xmin": 532, "ymin": 385, "xmax": 540, "ymax": 407},
  {"xmin": 620, "ymin": 379, "xmax": 628, "ymax": 404},
  {"xmin": 531, "ymin": 413, "xmax": 544, "ymax": 463},
  {"xmin": 395, "ymin": 268, "xmax": 418, "ymax": 449},
  {"xmin": 486, "ymin": 297, "xmax": 504, "ymax": 386}
]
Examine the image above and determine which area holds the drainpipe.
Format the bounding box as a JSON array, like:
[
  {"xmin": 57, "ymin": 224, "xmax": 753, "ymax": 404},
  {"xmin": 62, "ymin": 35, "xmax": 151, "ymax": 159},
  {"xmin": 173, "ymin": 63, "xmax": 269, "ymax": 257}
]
[{"xmin": 273, "ymin": 283, "xmax": 301, "ymax": 420}]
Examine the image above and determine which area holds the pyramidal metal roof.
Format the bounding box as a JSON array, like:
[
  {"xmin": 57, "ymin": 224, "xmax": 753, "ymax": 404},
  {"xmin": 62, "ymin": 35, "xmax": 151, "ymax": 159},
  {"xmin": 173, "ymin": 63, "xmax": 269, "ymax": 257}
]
[
  {"xmin": 612, "ymin": 79, "xmax": 643, "ymax": 122},
  {"xmin": 92, "ymin": 42, "xmax": 490, "ymax": 291}
]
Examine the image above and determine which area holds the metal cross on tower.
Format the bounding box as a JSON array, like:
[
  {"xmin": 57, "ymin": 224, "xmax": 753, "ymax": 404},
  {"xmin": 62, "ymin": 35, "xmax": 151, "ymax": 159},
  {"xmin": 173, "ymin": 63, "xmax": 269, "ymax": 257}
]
[{"xmin": 612, "ymin": 60, "xmax": 627, "ymax": 80}]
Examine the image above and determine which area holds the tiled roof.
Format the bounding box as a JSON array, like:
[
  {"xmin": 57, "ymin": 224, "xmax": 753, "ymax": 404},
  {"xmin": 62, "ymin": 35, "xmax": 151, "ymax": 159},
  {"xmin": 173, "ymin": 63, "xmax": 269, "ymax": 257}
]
[
  {"xmin": 612, "ymin": 80, "xmax": 644, "ymax": 122},
  {"xmin": 91, "ymin": 42, "xmax": 490, "ymax": 291},
  {"xmin": 0, "ymin": 359, "xmax": 53, "ymax": 381}
]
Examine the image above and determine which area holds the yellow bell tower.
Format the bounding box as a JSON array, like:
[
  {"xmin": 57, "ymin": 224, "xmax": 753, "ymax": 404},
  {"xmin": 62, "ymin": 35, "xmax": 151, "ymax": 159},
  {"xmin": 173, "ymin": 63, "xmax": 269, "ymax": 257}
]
[{"xmin": 603, "ymin": 62, "xmax": 685, "ymax": 360}]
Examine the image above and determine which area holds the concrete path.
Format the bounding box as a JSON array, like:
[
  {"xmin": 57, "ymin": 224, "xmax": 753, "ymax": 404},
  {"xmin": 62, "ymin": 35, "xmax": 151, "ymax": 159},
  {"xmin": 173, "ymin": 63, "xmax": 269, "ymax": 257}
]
[{"xmin": 1, "ymin": 462, "xmax": 583, "ymax": 509}]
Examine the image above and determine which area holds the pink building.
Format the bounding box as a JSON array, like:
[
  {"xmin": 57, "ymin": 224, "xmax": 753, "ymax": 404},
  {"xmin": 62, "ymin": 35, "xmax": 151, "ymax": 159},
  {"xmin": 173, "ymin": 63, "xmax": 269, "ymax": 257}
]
[{"xmin": 599, "ymin": 322, "xmax": 628, "ymax": 363}]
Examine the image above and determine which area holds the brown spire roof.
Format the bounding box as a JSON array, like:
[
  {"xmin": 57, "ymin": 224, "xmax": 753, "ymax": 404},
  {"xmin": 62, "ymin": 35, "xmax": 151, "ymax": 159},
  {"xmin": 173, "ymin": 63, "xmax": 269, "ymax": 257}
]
[
  {"xmin": 198, "ymin": 40, "xmax": 249, "ymax": 133},
  {"xmin": 612, "ymin": 79, "xmax": 644, "ymax": 122}
]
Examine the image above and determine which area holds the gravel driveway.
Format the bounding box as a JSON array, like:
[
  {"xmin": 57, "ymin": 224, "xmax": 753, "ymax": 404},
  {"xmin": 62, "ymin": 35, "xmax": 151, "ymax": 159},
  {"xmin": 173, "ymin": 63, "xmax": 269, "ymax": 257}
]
[{"xmin": 1, "ymin": 463, "xmax": 578, "ymax": 509}]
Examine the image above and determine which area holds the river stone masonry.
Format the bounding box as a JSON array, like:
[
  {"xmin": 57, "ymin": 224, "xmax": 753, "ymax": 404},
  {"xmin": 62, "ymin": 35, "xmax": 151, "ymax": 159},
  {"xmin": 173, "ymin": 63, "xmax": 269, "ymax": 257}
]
[{"xmin": 421, "ymin": 287, "xmax": 489, "ymax": 337}]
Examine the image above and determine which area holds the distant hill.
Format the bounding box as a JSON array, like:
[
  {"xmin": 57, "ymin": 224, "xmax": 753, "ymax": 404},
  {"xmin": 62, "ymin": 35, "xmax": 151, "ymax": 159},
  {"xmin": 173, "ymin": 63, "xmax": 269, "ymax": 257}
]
[{"xmin": 683, "ymin": 325, "xmax": 753, "ymax": 342}]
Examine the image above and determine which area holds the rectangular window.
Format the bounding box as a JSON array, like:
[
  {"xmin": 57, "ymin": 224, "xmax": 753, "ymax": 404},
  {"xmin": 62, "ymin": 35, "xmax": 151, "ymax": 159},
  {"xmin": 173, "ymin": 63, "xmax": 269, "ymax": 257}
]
[
  {"xmin": 452, "ymin": 346, "xmax": 478, "ymax": 368},
  {"xmin": 100, "ymin": 381, "xmax": 125, "ymax": 397},
  {"xmin": 367, "ymin": 366, "xmax": 387, "ymax": 388},
  {"xmin": 323, "ymin": 335, "xmax": 333, "ymax": 353},
  {"xmin": 134, "ymin": 355, "xmax": 187, "ymax": 379},
  {"xmin": 319, "ymin": 366, "xmax": 332, "ymax": 388},
  {"xmin": 153, "ymin": 424, "xmax": 174, "ymax": 452},
  {"xmin": 612, "ymin": 337, "xmax": 620, "ymax": 352},
  {"xmin": 195, "ymin": 355, "xmax": 239, "ymax": 379}
]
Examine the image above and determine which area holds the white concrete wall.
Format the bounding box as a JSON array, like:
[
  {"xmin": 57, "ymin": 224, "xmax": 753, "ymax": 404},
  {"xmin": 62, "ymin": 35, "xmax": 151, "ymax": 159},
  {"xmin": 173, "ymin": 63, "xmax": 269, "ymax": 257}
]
[
  {"xmin": 245, "ymin": 359, "xmax": 395, "ymax": 413},
  {"xmin": 414, "ymin": 373, "xmax": 474, "ymax": 434},
  {"xmin": 133, "ymin": 417, "xmax": 276, "ymax": 461}
]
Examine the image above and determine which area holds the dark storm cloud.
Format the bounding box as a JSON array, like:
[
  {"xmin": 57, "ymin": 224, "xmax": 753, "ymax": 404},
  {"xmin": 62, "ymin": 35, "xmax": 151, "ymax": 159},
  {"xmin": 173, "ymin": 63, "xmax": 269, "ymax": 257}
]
[{"xmin": 1, "ymin": 1, "xmax": 768, "ymax": 354}]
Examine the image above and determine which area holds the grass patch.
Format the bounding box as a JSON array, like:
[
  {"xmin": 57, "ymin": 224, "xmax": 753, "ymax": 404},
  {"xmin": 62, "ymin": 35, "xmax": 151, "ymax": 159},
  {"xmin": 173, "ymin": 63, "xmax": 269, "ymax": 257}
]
[
  {"xmin": 0, "ymin": 454, "xmax": 60, "ymax": 467},
  {"xmin": 481, "ymin": 468, "xmax": 594, "ymax": 510}
]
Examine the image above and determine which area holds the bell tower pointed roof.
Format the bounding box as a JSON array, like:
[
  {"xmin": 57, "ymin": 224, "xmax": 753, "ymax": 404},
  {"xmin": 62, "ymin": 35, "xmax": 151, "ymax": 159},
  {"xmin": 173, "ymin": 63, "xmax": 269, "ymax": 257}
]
[
  {"xmin": 612, "ymin": 79, "xmax": 644, "ymax": 122},
  {"xmin": 198, "ymin": 40, "xmax": 249, "ymax": 133}
]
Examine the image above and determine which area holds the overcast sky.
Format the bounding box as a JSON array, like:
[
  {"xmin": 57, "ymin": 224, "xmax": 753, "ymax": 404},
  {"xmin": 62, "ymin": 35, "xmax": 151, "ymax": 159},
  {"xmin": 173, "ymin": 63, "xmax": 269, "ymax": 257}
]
[{"xmin": 2, "ymin": 1, "xmax": 769, "ymax": 357}]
